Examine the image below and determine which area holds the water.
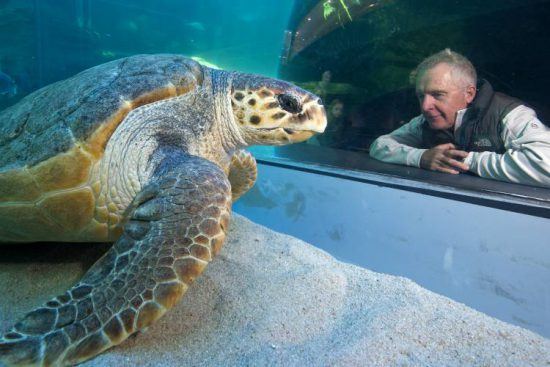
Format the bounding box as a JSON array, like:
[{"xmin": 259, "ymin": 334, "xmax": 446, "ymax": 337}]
[
  {"xmin": 0, "ymin": 0, "xmax": 294, "ymax": 110},
  {"xmin": 2, "ymin": 0, "xmax": 549, "ymax": 137}
]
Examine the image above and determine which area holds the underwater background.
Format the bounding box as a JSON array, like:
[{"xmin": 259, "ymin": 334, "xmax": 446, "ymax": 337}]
[
  {"xmin": 1, "ymin": 0, "xmax": 549, "ymax": 151},
  {"xmin": 0, "ymin": 0, "xmax": 293, "ymax": 110}
]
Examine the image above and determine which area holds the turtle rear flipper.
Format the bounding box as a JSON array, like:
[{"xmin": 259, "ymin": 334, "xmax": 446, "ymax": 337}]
[{"xmin": 0, "ymin": 154, "xmax": 231, "ymax": 366}]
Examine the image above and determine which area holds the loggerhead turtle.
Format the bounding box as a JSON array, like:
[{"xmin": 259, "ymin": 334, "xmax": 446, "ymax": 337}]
[{"xmin": 0, "ymin": 54, "xmax": 326, "ymax": 366}]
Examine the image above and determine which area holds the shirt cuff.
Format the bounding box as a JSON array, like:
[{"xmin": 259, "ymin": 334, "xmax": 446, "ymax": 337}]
[
  {"xmin": 409, "ymin": 148, "xmax": 427, "ymax": 168},
  {"xmin": 464, "ymin": 152, "xmax": 476, "ymax": 171}
]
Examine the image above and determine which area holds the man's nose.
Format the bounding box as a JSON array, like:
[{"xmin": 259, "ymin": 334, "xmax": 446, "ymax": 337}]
[{"xmin": 420, "ymin": 95, "xmax": 435, "ymax": 111}]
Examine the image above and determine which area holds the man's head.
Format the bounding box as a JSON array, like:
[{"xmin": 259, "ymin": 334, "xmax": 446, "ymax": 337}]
[
  {"xmin": 413, "ymin": 49, "xmax": 477, "ymax": 130},
  {"xmin": 329, "ymin": 99, "xmax": 344, "ymax": 118}
]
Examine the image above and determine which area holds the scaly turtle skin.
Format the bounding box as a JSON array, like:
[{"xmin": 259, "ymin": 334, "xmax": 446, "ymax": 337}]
[{"xmin": 0, "ymin": 54, "xmax": 326, "ymax": 366}]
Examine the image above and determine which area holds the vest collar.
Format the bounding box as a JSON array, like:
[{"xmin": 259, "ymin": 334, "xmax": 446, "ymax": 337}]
[
  {"xmin": 464, "ymin": 79, "xmax": 494, "ymax": 122},
  {"xmin": 454, "ymin": 108, "xmax": 468, "ymax": 132}
]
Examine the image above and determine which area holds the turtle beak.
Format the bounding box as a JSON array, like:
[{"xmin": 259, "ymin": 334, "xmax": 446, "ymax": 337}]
[
  {"xmin": 283, "ymin": 129, "xmax": 317, "ymax": 143},
  {"xmin": 281, "ymin": 98, "xmax": 327, "ymax": 141}
]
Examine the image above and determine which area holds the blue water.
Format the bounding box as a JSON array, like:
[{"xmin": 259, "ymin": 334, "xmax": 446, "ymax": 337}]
[{"xmin": 0, "ymin": 0, "xmax": 294, "ymax": 110}]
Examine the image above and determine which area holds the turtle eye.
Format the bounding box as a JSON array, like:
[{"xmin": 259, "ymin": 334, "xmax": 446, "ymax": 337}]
[{"xmin": 277, "ymin": 93, "xmax": 301, "ymax": 114}]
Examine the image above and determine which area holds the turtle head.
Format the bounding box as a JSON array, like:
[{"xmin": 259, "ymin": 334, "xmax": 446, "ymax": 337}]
[{"xmin": 229, "ymin": 73, "xmax": 327, "ymax": 145}]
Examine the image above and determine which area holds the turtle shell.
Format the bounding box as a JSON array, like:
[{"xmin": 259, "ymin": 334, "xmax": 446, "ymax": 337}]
[{"xmin": 0, "ymin": 54, "xmax": 204, "ymax": 242}]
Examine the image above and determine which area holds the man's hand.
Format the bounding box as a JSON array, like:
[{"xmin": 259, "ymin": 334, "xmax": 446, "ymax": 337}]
[{"xmin": 420, "ymin": 143, "xmax": 470, "ymax": 174}]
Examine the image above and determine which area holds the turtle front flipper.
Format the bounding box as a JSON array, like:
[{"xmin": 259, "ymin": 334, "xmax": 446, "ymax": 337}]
[
  {"xmin": 0, "ymin": 154, "xmax": 231, "ymax": 367},
  {"xmin": 228, "ymin": 149, "xmax": 257, "ymax": 202}
]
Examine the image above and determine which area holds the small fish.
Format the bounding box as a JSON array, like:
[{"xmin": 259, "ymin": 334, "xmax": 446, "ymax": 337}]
[
  {"xmin": 0, "ymin": 71, "xmax": 17, "ymax": 97},
  {"xmin": 184, "ymin": 22, "xmax": 205, "ymax": 31},
  {"xmin": 101, "ymin": 50, "xmax": 116, "ymax": 58}
]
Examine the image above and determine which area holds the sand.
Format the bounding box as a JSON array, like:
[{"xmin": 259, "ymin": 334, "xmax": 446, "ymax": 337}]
[{"xmin": 1, "ymin": 214, "xmax": 549, "ymax": 366}]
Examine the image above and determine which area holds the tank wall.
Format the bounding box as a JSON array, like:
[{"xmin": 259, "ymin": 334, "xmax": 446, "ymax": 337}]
[{"xmin": 234, "ymin": 163, "xmax": 550, "ymax": 338}]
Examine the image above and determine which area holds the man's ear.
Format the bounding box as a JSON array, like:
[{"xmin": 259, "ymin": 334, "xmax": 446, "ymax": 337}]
[{"xmin": 465, "ymin": 84, "xmax": 476, "ymax": 104}]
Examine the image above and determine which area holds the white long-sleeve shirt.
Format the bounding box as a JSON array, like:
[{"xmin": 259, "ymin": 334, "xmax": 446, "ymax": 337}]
[{"xmin": 369, "ymin": 105, "xmax": 550, "ymax": 188}]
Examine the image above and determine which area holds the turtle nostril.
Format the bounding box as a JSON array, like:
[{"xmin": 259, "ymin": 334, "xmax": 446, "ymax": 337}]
[{"xmin": 277, "ymin": 94, "xmax": 301, "ymax": 114}]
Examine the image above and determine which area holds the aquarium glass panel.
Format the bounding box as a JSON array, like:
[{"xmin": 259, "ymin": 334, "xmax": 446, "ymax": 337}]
[
  {"xmin": 1, "ymin": 0, "xmax": 549, "ymax": 170},
  {"xmin": 279, "ymin": 0, "xmax": 550, "ymax": 154}
]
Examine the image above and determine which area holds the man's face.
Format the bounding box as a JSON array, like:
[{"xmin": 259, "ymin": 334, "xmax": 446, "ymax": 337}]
[{"xmin": 416, "ymin": 63, "xmax": 475, "ymax": 130}]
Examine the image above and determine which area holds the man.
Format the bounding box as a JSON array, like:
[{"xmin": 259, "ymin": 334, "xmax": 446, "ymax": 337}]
[{"xmin": 369, "ymin": 49, "xmax": 550, "ymax": 188}]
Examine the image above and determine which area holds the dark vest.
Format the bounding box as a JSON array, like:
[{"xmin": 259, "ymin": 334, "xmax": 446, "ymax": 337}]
[{"xmin": 421, "ymin": 80, "xmax": 522, "ymax": 153}]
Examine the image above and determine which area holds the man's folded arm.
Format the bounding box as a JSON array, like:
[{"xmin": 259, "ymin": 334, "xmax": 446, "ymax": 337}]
[
  {"xmin": 464, "ymin": 106, "xmax": 550, "ymax": 188},
  {"xmin": 369, "ymin": 115, "xmax": 427, "ymax": 167}
]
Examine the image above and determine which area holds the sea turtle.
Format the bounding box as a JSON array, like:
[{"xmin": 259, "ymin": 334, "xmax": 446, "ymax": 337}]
[{"xmin": 0, "ymin": 54, "xmax": 326, "ymax": 366}]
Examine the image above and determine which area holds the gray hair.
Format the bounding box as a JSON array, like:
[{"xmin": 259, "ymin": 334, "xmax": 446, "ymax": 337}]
[{"xmin": 412, "ymin": 48, "xmax": 477, "ymax": 89}]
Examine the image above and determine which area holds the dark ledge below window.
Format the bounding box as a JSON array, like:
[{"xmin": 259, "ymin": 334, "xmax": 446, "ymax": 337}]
[{"xmin": 248, "ymin": 144, "xmax": 550, "ymax": 219}]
